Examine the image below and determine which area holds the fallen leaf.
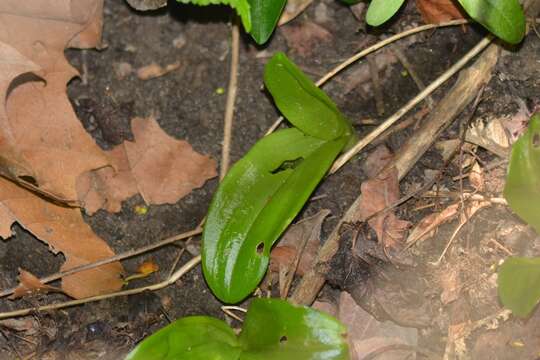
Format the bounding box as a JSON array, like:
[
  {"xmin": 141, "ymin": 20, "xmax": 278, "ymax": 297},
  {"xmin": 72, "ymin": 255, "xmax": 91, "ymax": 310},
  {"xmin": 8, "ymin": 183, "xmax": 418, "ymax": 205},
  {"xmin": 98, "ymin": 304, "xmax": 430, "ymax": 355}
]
[
  {"xmin": 0, "ymin": 317, "xmax": 38, "ymax": 334},
  {"xmin": 0, "ymin": 178, "xmax": 124, "ymax": 298},
  {"xmin": 406, "ymin": 203, "xmax": 459, "ymax": 244},
  {"xmin": 469, "ymin": 162, "xmax": 484, "ymax": 192},
  {"xmin": 357, "ymin": 146, "xmax": 410, "ymax": 249},
  {"xmin": 0, "ymin": 0, "xmax": 109, "ymax": 201},
  {"xmin": 136, "ymin": 61, "xmax": 181, "ymax": 80},
  {"xmin": 281, "ymin": 21, "xmax": 332, "ymax": 57},
  {"xmin": 338, "ymin": 292, "xmax": 418, "ymax": 360},
  {"xmin": 466, "ymin": 117, "xmax": 510, "ymax": 158},
  {"xmin": 278, "ymin": 0, "xmax": 315, "ymax": 25},
  {"xmin": 78, "ymin": 117, "xmax": 217, "ymax": 214},
  {"xmin": 270, "ymin": 209, "xmax": 330, "ymax": 276},
  {"xmin": 10, "ymin": 269, "xmax": 61, "ymax": 299},
  {"xmin": 415, "ymin": 0, "xmax": 466, "ymax": 24}
]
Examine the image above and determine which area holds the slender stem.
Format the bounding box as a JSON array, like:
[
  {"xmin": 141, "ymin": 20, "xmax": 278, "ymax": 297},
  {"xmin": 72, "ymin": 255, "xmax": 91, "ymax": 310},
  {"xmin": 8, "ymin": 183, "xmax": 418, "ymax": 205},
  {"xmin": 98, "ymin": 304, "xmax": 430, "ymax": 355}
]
[
  {"xmin": 220, "ymin": 17, "xmax": 240, "ymax": 179},
  {"xmin": 330, "ymin": 35, "xmax": 493, "ymax": 174}
]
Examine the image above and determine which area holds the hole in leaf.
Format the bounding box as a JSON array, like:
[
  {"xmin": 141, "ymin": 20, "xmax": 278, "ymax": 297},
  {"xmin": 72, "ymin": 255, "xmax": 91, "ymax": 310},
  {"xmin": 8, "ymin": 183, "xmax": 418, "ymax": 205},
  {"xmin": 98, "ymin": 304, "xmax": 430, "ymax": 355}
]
[
  {"xmin": 279, "ymin": 335, "xmax": 288, "ymax": 344},
  {"xmin": 18, "ymin": 175, "xmax": 38, "ymax": 186},
  {"xmin": 270, "ymin": 157, "xmax": 304, "ymax": 174},
  {"xmin": 533, "ymin": 133, "xmax": 540, "ymax": 148},
  {"xmin": 256, "ymin": 242, "xmax": 264, "ymax": 255}
]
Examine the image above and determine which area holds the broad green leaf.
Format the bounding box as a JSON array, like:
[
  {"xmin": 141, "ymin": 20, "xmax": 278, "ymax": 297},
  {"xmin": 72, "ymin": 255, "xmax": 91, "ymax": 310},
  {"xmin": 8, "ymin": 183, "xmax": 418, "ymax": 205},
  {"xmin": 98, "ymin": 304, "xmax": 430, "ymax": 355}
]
[
  {"xmin": 248, "ymin": 0, "xmax": 287, "ymax": 44},
  {"xmin": 124, "ymin": 316, "xmax": 241, "ymax": 360},
  {"xmin": 498, "ymin": 257, "xmax": 540, "ymax": 317},
  {"xmin": 504, "ymin": 113, "xmax": 540, "ymax": 233},
  {"xmin": 239, "ymin": 299, "xmax": 349, "ymax": 359},
  {"xmin": 177, "ymin": 0, "xmax": 252, "ymax": 32},
  {"xmin": 203, "ymin": 128, "xmax": 347, "ymax": 303},
  {"xmin": 366, "ymin": 0, "xmax": 406, "ymax": 26},
  {"xmin": 456, "ymin": 0, "xmax": 525, "ymax": 44},
  {"xmin": 125, "ymin": 299, "xmax": 349, "ymax": 360},
  {"xmin": 264, "ymin": 52, "xmax": 351, "ymax": 141}
]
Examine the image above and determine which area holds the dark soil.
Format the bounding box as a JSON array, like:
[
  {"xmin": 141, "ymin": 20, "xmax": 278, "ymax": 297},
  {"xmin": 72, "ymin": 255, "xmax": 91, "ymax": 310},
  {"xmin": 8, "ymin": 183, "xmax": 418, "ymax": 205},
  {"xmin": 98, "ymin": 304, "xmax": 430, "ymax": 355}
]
[{"xmin": 0, "ymin": 0, "xmax": 538, "ymax": 358}]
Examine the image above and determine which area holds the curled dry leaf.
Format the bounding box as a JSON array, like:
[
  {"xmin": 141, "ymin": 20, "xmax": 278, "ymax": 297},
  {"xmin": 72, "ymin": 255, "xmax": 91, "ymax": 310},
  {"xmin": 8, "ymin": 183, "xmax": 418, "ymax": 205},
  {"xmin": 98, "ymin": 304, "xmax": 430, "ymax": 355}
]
[
  {"xmin": 10, "ymin": 269, "xmax": 61, "ymax": 299},
  {"xmin": 357, "ymin": 146, "xmax": 410, "ymax": 249},
  {"xmin": 136, "ymin": 61, "xmax": 181, "ymax": 80},
  {"xmin": 469, "ymin": 162, "xmax": 484, "ymax": 192},
  {"xmin": 78, "ymin": 117, "xmax": 217, "ymax": 214},
  {"xmin": 415, "ymin": 0, "xmax": 466, "ymax": 24},
  {"xmin": 0, "ymin": 178, "xmax": 124, "ymax": 298},
  {"xmin": 406, "ymin": 203, "xmax": 459, "ymax": 244},
  {"xmin": 270, "ymin": 209, "xmax": 330, "ymax": 276},
  {"xmin": 278, "ymin": 0, "xmax": 315, "ymax": 26},
  {"xmin": 0, "ymin": 0, "xmax": 109, "ymax": 201},
  {"xmin": 466, "ymin": 117, "xmax": 510, "ymax": 158}
]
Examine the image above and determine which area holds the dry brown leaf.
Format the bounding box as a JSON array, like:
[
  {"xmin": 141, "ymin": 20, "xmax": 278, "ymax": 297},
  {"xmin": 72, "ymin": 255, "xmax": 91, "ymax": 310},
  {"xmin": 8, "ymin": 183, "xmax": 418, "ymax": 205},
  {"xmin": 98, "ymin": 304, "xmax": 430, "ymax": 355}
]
[
  {"xmin": 278, "ymin": 0, "xmax": 315, "ymax": 26},
  {"xmin": 357, "ymin": 147, "xmax": 410, "ymax": 249},
  {"xmin": 270, "ymin": 209, "xmax": 330, "ymax": 276},
  {"xmin": 0, "ymin": 178, "xmax": 123, "ymax": 298},
  {"xmin": 469, "ymin": 162, "xmax": 484, "ymax": 192},
  {"xmin": 10, "ymin": 269, "xmax": 61, "ymax": 299},
  {"xmin": 281, "ymin": 21, "xmax": 332, "ymax": 57},
  {"xmin": 406, "ymin": 203, "xmax": 459, "ymax": 244},
  {"xmin": 0, "ymin": 0, "xmax": 109, "ymax": 201},
  {"xmin": 136, "ymin": 61, "xmax": 181, "ymax": 80},
  {"xmin": 78, "ymin": 117, "xmax": 217, "ymax": 214},
  {"xmin": 415, "ymin": 0, "xmax": 466, "ymax": 23}
]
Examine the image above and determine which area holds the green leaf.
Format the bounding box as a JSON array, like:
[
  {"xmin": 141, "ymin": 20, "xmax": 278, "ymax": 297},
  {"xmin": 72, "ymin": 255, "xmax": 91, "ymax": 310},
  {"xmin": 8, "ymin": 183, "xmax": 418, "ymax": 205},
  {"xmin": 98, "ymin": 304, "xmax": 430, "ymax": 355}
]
[
  {"xmin": 125, "ymin": 299, "xmax": 349, "ymax": 360},
  {"xmin": 248, "ymin": 0, "xmax": 287, "ymax": 44},
  {"xmin": 176, "ymin": 0, "xmax": 252, "ymax": 32},
  {"xmin": 504, "ymin": 113, "xmax": 540, "ymax": 233},
  {"xmin": 365, "ymin": 0, "xmax": 406, "ymax": 26},
  {"xmin": 239, "ymin": 299, "xmax": 349, "ymax": 359},
  {"xmin": 456, "ymin": 0, "xmax": 525, "ymax": 44},
  {"xmin": 203, "ymin": 128, "xmax": 347, "ymax": 303},
  {"xmin": 124, "ymin": 316, "xmax": 241, "ymax": 360},
  {"xmin": 498, "ymin": 257, "xmax": 540, "ymax": 317},
  {"xmin": 264, "ymin": 52, "xmax": 352, "ymax": 141}
]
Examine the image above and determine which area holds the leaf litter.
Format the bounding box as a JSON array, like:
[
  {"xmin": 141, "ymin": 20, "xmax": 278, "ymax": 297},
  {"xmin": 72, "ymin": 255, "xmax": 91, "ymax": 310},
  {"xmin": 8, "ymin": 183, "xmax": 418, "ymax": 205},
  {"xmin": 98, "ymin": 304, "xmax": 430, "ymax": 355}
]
[{"xmin": 0, "ymin": 0, "xmax": 216, "ymax": 299}]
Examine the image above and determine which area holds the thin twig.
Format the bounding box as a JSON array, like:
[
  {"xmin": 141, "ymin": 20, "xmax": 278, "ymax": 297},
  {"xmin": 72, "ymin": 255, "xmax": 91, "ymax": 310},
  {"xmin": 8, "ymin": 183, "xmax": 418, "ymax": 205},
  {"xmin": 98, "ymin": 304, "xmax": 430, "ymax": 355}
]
[
  {"xmin": 0, "ymin": 227, "xmax": 202, "ymax": 298},
  {"xmin": 330, "ymin": 36, "xmax": 493, "ymax": 174},
  {"xmin": 0, "ymin": 256, "xmax": 201, "ymax": 320},
  {"xmin": 265, "ymin": 19, "xmax": 469, "ymax": 133},
  {"xmin": 220, "ymin": 17, "xmax": 240, "ymax": 179}
]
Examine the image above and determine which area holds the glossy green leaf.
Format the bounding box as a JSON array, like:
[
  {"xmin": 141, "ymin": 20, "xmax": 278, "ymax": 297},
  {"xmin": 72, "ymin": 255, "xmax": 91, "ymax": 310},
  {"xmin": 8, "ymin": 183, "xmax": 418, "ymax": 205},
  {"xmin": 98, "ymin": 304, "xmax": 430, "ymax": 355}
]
[
  {"xmin": 504, "ymin": 113, "xmax": 540, "ymax": 233},
  {"xmin": 124, "ymin": 316, "xmax": 241, "ymax": 360},
  {"xmin": 248, "ymin": 0, "xmax": 287, "ymax": 44},
  {"xmin": 456, "ymin": 0, "xmax": 525, "ymax": 44},
  {"xmin": 498, "ymin": 257, "xmax": 540, "ymax": 317},
  {"xmin": 203, "ymin": 129, "xmax": 347, "ymax": 303},
  {"xmin": 125, "ymin": 299, "xmax": 349, "ymax": 360},
  {"xmin": 239, "ymin": 299, "xmax": 349, "ymax": 359},
  {"xmin": 264, "ymin": 52, "xmax": 351, "ymax": 141},
  {"xmin": 177, "ymin": 0, "xmax": 252, "ymax": 32},
  {"xmin": 365, "ymin": 0, "xmax": 406, "ymax": 26}
]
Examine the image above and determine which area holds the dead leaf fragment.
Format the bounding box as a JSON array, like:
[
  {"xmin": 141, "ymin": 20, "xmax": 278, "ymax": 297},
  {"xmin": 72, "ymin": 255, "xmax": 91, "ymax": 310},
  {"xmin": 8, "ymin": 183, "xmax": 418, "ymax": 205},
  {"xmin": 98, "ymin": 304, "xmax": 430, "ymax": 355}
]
[
  {"xmin": 278, "ymin": 0, "xmax": 315, "ymax": 25},
  {"xmin": 407, "ymin": 203, "xmax": 459, "ymax": 244},
  {"xmin": 78, "ymin": 117, "xmax": 217, "ymax": 214},
  {"xmin": 469, "ymin": 162, "xmax": 484, "ymax": 191},
  {"xmin": 357, "ymin": 147, "xmax": 410, "ymax": 249},
  {"xmin": 415, "ymin": 0, "xmax": 466, "ymax": 23},
  {"xmin": 270, "ymin": 210, "xmax": 330, "ymax": 276},
  {"xmin": 281, "ymin": 21, "xmax": 332, "ymax": 57},
  {"xmin": 136, "ymin": 61, "xmax": 181, "ymax": 80},
  {"xmin": 10, "ymin": 269, "xmax": 61, "ymax": 299},
  {"xmin": 0, "ymin": 178, "xmax": 124, "ymax": 299}
]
